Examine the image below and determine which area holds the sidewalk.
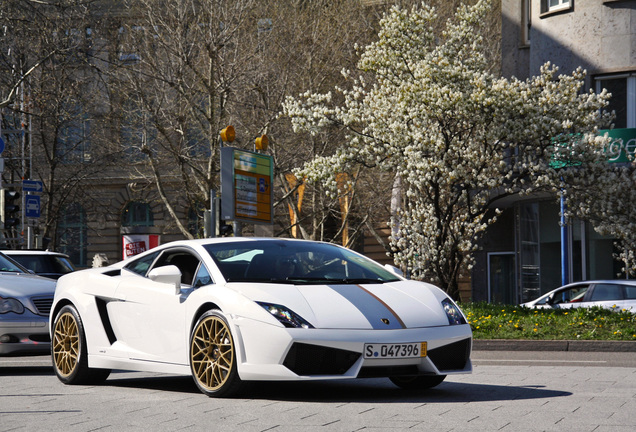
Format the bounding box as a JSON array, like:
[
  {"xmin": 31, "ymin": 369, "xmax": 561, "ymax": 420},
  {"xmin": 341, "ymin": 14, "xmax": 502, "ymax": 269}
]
[{"xmin": 474, "ymin": 339, "xmax": 636, "ymax": 352}]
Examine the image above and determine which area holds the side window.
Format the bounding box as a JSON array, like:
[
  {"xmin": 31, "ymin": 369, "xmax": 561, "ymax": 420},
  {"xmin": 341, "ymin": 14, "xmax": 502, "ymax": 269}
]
[
  {"xmin": 124, "ymin": 251, "xmax": 160, "ymax": 276},
  {"xmin": 549, "ymin": 285, "xmax": 588, "ymax": 304},
  {"xmin": 625, "ymin": 286, "xmax": 636, "ymax": 300},
  {"xmin": 193, "ymin": 265, "xmax": 213, "ymax": 287},
  {"xmin": 152, "ymin": 251, "xmax": 200, "ymax": 286},
  {"xmin": 589, "ymin": 284, "xmax": 623, "ymax": 302}
]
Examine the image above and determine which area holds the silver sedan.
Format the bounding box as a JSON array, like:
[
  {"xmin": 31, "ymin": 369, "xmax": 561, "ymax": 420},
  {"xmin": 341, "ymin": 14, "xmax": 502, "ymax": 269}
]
[
  {"xmin": 0, "ymin": 252, "xmax": 57, "ymax": 355},
  {"xmin": 521, "ymin": 280, "xmax": 636, "ymax": 313}
]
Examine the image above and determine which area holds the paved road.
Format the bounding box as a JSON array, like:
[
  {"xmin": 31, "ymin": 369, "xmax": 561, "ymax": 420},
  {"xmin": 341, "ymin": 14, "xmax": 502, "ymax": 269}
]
[{"xmin": 1, "ymin": 350, "xmax": 635, "ymax": 432}]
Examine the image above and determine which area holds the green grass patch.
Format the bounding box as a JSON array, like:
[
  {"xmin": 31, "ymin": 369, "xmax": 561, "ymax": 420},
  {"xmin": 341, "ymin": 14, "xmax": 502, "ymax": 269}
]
[{"xmin": 459, "ymin": 302, "xmax": 636, "ymax": 341}]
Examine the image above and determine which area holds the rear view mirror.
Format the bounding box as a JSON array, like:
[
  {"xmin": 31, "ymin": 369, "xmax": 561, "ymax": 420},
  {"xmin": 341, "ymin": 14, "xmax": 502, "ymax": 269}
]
[{"xmin": 148, "ymin": 265, "xmax": 182, "ymax": 294}]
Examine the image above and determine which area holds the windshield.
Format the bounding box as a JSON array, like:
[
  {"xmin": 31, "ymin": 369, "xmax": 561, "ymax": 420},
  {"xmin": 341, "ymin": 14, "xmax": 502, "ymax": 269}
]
[
  {"xmin": 0, "ymin": 253, "xmax": 29, "ymax": 273},
  {"xmin": 204, "ymin": 240, "xmax": 401, "ymax": 284},
  {"xmin": 9, "ymin": 255, "xmax": 75, "ymax": 276}
]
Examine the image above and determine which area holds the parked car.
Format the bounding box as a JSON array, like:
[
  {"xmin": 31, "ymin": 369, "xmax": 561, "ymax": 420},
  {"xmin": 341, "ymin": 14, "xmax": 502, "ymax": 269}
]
[
  {"xmin": 50, "ymin": 238, "xmax": 472, "ymax": 397},
  {"xmin": 2, "ymin": 250, "xmax": 75, "ymax": 280},
  {"xmin": 521, "ymin": 280, "xmax": 636, "ymax": 312},
  {"xmin": 0, "ymin": 252, "xmax": 57, "ymax": 355}
]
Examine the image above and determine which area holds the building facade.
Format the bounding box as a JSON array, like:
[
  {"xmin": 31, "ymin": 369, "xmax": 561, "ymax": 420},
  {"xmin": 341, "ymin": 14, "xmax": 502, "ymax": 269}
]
[
  {"xmin": 1, "ymin": 0, "xmax": 387, "ymax": 268},
  {"xmin": 470, "ymin": 0, "xmax": 636, "ymax": 304}
]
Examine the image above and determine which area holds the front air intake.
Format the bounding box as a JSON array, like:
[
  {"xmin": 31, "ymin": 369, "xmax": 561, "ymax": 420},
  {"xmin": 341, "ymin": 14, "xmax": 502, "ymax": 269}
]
[
  {"xmin": 283, "ymin": 343, "xmax": 360, "ymax": 376},
  {"xmin": 427, "ymin": 338, "xmax": 471, "ymax": 371}
]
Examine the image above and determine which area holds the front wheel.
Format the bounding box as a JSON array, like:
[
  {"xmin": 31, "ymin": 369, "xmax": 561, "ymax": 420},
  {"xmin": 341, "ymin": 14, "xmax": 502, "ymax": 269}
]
[
  {"xmin": 390, "ymin": 375, "xmax": 446, "ymax": 390},
  {"xmin": 51, "ymin": 305, "xmax": 111, "ymax": 385},
  {"xmin": 190, "ymin": 310, "xmax": 243, "ymax": 397}
]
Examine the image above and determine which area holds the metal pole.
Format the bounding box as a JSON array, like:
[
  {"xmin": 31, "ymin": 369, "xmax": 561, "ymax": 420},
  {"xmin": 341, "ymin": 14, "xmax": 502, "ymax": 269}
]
[
  {"xmin": 209, "ymin": 189, "xmax": 216, "ymax": 238},
  {"xmin": 233, "ymin": 220, "xmax": 242, "ymax": 237},
  {"xmin": 560, "ymin": 190, "xmax": 569, "ymax": 286}
]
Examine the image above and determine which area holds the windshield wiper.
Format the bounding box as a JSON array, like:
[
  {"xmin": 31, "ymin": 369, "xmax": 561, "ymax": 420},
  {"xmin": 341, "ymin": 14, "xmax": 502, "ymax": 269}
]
[
  {"xmin": 226, "ymin": 277, "xmax": 298, "ymax": 284},
  {"xmin": 225, "ymin": 277, "xmax": 395, "ymax": 285},
  {"xmin": 337, "ymin": 278, "xmax": 387, "ymax": 284},
  {"xmin": 284, "ymin": 277, "xmax": 389, "ymax": 285}
]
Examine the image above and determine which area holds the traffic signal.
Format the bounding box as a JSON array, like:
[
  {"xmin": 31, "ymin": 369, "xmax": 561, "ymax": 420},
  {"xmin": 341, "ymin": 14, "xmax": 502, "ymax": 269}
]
[
  {"xmin": 0, "ymin": 189, "xmax": 20, "ymax": 229},
  {"xmin": 255, "ymin": 134, "xmax": 268, "ymax": 151},
  {"xmin": 220, "ymin": 125, "xmax": 235, "ymax": 143}
]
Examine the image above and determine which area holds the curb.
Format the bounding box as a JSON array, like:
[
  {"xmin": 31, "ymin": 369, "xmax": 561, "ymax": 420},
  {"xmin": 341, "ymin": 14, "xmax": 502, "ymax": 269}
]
[{"xmin": 473, "ymin": 339, "xmax": 636, "ymax": 352}]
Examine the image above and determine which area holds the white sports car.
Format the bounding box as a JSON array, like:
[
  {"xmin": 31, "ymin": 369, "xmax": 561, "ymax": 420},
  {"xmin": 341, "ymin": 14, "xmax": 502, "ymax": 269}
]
[{"xmin": 50, "ymin": 238, "xmax": 472, "ymax": 397}]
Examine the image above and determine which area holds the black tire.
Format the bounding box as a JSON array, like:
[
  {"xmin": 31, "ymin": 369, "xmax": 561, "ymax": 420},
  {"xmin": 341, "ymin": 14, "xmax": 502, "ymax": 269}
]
[
  {"xmin": 190, "ymin": 310, "xmax": 243, "ymax": 398},
  {"xmin": 390, "ymin": 375, "xmax": 446, "ymax": 390},
  {"xmin": 51, "ymin": 305, "xmax": 111, "ymax": 385}
]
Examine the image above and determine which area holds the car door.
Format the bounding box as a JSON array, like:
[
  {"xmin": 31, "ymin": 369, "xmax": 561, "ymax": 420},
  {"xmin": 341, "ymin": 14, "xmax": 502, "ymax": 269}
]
[
  {"xmin": 623, "ymin": 285, "xmax": 636, "ymax": 312},
  {"xmin": 585, "ymin": 283, "xmax": 625, "ymax": 310},
  {"xmin": 108, "ymin": 249, "xmax": 201, "ymax": 366}
]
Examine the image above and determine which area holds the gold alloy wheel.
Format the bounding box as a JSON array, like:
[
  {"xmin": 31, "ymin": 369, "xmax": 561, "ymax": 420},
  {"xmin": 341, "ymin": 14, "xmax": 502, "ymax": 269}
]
[
  {"xmin": 191, "ymin": 315, "xmax": 235, "ymax": 391},
  {"xmin": 52, "ymin": 311, "xmax": 80, "ymax": 377}
]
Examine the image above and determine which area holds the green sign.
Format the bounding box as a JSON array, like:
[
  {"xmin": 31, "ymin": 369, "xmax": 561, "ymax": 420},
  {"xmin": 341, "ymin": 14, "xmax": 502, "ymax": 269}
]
[
  {"xmin": 599, "ymin": 128, "xmax": 636, "ymax": 163},
  {"xmin": 549, "ymin": 128, "xmax": 636, "ymax": 169},
  {"xmin": 549, "ymin": 134, "xmax": 582, "ymax": 169}
]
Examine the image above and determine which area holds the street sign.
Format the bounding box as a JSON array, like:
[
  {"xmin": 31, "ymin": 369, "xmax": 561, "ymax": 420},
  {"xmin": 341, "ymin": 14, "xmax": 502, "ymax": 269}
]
[
  {"xmin": 220, "ymin": 147, "xmax": 273, "ymax": 224},
  {"xmin": 23, "ymin": 179, "xmax": 43, "ymax": 192},
  {"xmin": 25, "ymin": 195, "xmax": 40, "ymax": 218},
  {"xmin": 0, "ymin": 137, "xmax": 5, "ymax": 154}
]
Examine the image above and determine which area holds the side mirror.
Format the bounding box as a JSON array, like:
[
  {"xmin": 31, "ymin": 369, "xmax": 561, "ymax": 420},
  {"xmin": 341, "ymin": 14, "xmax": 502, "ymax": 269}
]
[
  {"xmin": 384, "ymin": 264, "xmax": 404, "ymax": 278},
  {"xmin": 148, "ymin": 265, "xmax": 182, "ymax": 294}
]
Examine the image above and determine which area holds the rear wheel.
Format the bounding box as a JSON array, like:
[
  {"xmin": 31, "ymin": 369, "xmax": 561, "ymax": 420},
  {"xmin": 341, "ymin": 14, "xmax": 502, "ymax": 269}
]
[
  {"xmin": 190, "ymin": 310, "xmax": 243, "ymax": 397},
  {"xmin": 390, "ymin": 375, "xmax": 446, "ymax": 390},
  {"xmin": 51, "ymin": 305, "xmax": 111, "ymax": 385}
]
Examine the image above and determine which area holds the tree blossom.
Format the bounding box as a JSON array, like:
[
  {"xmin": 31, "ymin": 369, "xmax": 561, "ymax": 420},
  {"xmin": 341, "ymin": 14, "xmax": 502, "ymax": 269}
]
[{"xmin": 283, "ymin": 0, "xmax": 612, "ymax": 299}]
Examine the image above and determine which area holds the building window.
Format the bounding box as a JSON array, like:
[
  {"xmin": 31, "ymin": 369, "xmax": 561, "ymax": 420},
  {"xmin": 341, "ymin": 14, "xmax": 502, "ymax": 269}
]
[
  {"xmin": 257, "ymin": 18, "xmax": 273, "ymax": 34},
  {"xmin": 541, "ymin": 0, "xmax": 571, "ymax": 15},
  {"xmin": 521, "ymin": 0, "xmax": 531, "ymax": 47},
  {"xmin": 53, "ymin": 27, "xmax": 93, "ymax": 63},
  {"xmin": 117, "ymin": 26, "xmax": 142, "ymax": 64},
  {"xmin": 548, "ymin": 0, "xmax": 570, "ymax": 11},
  {"xmin": 57, "ymin": 203, "xmax": 87, "ymax": 267},
  {"xmin": 595, "ymin": 74, "xmax": 636, "ymax": 129},
  {"xmin": 122, "ymin": 201, "xmax": 154, "ymax": 227},
  {"xmin": 57, "ymin": 101, "xmax": 91, "ymax": 163},
  {"xmin": 120, "ymin": 95, "xmax": 154, "ymax": 161}
]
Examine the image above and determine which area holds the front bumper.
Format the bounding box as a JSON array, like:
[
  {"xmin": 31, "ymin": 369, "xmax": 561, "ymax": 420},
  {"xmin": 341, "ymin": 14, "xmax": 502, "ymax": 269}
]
[
  {"xmin": 233, "ymin": 316, "xmax": 472, "ymax": 381},
  {"xmin": 0, "ymin": 311, "xmax": 50, "ymax": 356}
]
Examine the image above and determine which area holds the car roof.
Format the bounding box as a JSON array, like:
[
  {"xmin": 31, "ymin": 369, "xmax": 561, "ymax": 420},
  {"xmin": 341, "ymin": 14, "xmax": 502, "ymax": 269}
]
[
  {"xmin": 1, "ymin": 250, "xmax": 70, "ymax": 257},
  {"xmin": 167, "ymin": 237, "xmax": 323, "ymax": 245},
  {"xmin": 115, "ymin": 237, "xmax": 347, "ymax": 268},
  {"xmin": 558, "ymin": 280, "xmax": 636, "ymax": 288}
]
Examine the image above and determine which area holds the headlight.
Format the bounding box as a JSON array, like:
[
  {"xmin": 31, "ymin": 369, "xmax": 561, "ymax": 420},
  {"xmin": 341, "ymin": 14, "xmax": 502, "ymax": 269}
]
[
  {"xmin": 0, "ymin": 297, "xmax": 25, "ymax": 314},
  {"xmin": 441, "ymin": 298, "xmax": 467, "ymax": 325},
  {"xmin": 256, "ymin": 302, "xmax": 314, "ymax": 329}
]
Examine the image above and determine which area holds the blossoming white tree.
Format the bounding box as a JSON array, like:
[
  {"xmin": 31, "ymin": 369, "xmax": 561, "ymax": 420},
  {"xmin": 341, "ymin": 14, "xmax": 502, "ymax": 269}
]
[{"xmin": 283, "ymin": 0, "xmax": 612, "ymax": 299}]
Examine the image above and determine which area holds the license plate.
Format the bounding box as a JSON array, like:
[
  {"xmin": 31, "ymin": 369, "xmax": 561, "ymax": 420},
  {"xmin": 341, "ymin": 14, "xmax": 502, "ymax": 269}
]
[{"xmin": 363, "ymin": 342, "xmax": 427, "ymax": 359}]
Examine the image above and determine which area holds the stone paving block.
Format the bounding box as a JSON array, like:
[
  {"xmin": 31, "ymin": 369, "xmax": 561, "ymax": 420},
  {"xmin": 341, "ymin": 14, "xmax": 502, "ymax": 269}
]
[{"xmin": 3, "ymin": 355, "xmax": 636, "ymax": 431}]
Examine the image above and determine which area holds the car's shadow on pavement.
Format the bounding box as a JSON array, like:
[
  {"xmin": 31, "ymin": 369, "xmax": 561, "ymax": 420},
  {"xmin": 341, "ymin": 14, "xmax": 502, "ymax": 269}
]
[
  {"xmin": 0, "ymin": 366, "xmax": 53, "ymax": 376},
  {"xmin": 244, "ymin": 379, "xmax": 572, "ymax": 403},
  {"xmin": 105, "ymin": 374, "xmax": 572, "ymax": 403}
]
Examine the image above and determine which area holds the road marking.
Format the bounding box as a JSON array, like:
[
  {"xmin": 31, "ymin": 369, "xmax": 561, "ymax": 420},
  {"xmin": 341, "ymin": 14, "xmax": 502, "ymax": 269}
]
[{"xmin": 473, "ymin": 358, "xmax": 607, "ymax": 364}]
